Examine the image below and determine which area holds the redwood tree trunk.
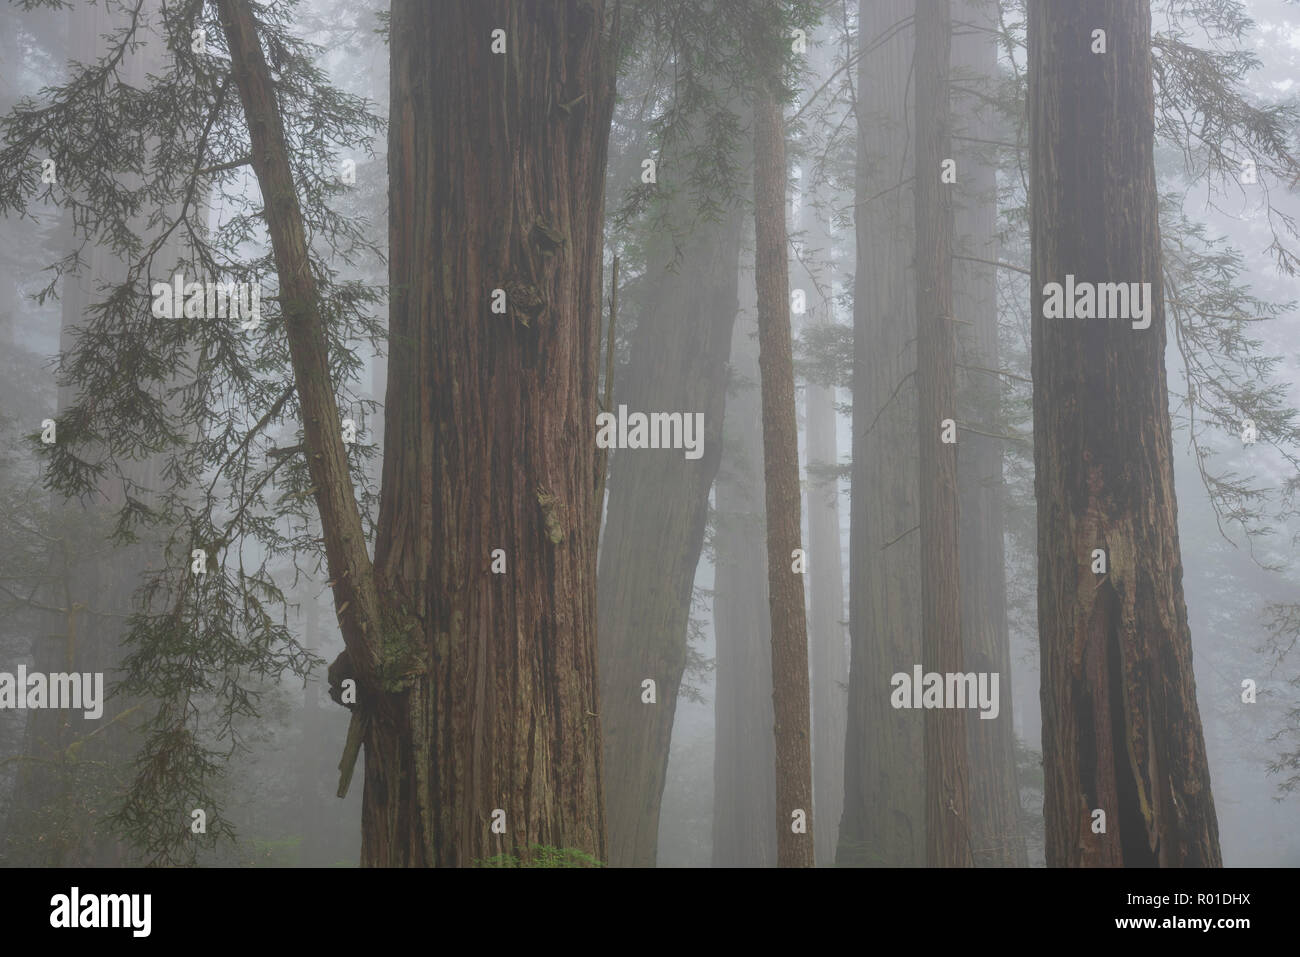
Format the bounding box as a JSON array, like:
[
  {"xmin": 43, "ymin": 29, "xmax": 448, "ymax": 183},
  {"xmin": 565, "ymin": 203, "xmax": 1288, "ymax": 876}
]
[
  {"xmin": 794, "ymin": 77, "xmax": 847, "ymax": 863},
  {"xmin": 599, "ymin": 198, "xmax": 745, "ymax": 868},
  {"xmin": 953, "ymin": 0, "xmax": 1026, "ymax": 867},
  {"xmin": 806, "ymin": 364, "xmax": 846, "ymax": 867},
  {"xmin": 753, "ymin": 86, "xmax": 814, "ymax": 868},
  {"xmin": 1029, "ymin": 0, "xmax": 1221, "ymax": 867},
  {"xmin": 219, "ymin": 0, "xmax": 614, "ymax": 867},
  {"xmin": 712, "ymin": 289, "xmax": 778, "ymax": 868},
  {"xmin": 915, "ymin": 0, "xmax": 971, "ymax": 868},
  {"xmin": 370, "ymin": 0, "xmax": 615, "ymax": 865},
  {"xmin": 839, "ymin": 0, "xmax": 923, "ymax": 868}
]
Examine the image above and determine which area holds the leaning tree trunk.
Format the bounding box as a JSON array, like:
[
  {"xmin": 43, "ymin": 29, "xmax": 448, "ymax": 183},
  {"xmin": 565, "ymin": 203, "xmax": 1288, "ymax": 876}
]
[
  {"xmin": 599, "ymin": 196, "xmax": 745, "ymax": 868},
  {"xmin": 1029, "ymin": 0, "xmax": 1221, "ymax": 867},
  {"xmin": 953, "ymin": 0, "xmax": 1026, "ymax": 867},
  {"xmin": 915, "ymin": 0, "xmax": 971, "ymax": 869},
  {"xmin": 754, "ymin": 85, "xmax": 815, "ymax": 868},
  {"xmin": 840, "ymin": 0, "xmax": 923, "ymax": 868}
]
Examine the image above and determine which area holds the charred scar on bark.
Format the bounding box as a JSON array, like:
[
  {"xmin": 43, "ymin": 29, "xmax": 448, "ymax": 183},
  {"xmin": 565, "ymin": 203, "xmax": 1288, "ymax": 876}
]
[
  {"xmin": 1075, "ymin": 671, "xmax": 1099, "ymax": 817},
  {"xmin": 1079, "ymin": 578, "xmax": 1158, "ymax": 866},
  {"xmin": 1105, "ymin": 586, "xmax": 1157, "ymax": 866}
]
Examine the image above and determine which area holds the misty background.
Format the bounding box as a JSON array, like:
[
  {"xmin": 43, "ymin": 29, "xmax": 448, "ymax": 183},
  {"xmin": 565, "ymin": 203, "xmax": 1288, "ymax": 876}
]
[{"xmin": 0, "ymin": 0, "xmax": 1297, "ymax": 867}]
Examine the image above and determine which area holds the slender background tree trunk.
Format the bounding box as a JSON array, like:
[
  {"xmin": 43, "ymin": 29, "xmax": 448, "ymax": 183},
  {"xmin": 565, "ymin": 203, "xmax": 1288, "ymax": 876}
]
[
  {"xmin": 712, "ymin": 274, "xmax": 778, "ymax": 868},
  {"xmin": 953, "ymin": 0, "xmax": 1026, "ymax": 868},
  {"xmin": 754, "ymin": 85, "xmax": 814, "ymax": 868},
  {"xmin": 839, "ymin": 0, "xmax": 923, "ymax": 868},
  {"xmin": 806, "ymin": 368, "xmax": 846, "ymax": 866},
  {"xmin": 794, "ymin": 97, "xmax": 847, "ymax": 864},
  {"xmin": 915, "ymin": 0, "xmax": 971, "ymax": 869}
]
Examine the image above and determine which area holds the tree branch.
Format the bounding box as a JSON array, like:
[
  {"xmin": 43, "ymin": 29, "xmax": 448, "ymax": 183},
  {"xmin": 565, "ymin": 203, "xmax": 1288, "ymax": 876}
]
[
  {"xmin": 953, "ymin": 253, "xmax": 1030, "ymax": 276},
  {"xmin": 196, "ymin": 154, "xmax": 253, "ymax": 176}
]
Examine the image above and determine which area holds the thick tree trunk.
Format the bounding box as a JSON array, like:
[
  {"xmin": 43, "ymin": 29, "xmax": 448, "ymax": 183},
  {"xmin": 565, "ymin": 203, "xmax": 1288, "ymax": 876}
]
[
  {"xmin": 915, "ymin": 0, "xmax": 971, "ymax": 869},
  {"xmin": 839, "ymin": 0, "xmax": 923, "ymax": 867},
  {"xmin": 599, "ymin": 199, "xmax": 745, "ymax": 868},
  {"xmin": 712, "ymin": 285, "xmax": 778, "ymax": 868},
  {"xmin": 221, "ymin": 0, "xmax": 614, "ymax": 867},
  {"xmin": 953, "ymin": 0, "xmax": 1026, "ymax": 867},
  {"xmin": 1029, "ymin": 0, "xmax": 1221, "ymax": 867},
  {"xmin": 369, "ymin": 0, "xmax": 615, "ymax": 866},
  {"xmin": 754, "ymin": 87, "xmax": 814, "ymax": 868}
]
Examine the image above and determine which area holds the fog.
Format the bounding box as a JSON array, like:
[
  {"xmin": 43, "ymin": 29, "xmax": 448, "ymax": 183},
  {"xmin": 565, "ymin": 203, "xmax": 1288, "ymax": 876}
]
[{"xmin": 0, "ymin": 0, "xmax": 1296, "ymax": 870}]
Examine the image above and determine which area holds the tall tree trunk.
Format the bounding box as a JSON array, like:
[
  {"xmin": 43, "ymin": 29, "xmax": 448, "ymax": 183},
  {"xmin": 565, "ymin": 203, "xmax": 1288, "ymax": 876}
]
[
  {"xmin": 8, "ymin": 1, "xmax": 164, "ymax": 867},
  {"xmin": 840, "ymin": 0, "xmax": 923, "ymax": 867},
  {"xmin": 1029, "ymin": 0, "xmax": 1221, "ymax": 867},
  {"xmin": 221, "ymin": 0, "xmax": 614, "ymax": 867},
  {"xmin": 794, "ymin": 114, "xmax": 847, "ymax": 866},
  {"xmin": 365, "ymin": 0, "xmax": 615, "ymax": 866},
  {"xmin": 754, "ymin": 86, "xmax": 814, "ymax": 868},
  {"xmin": 915, "ymin": 0, "xmax": 970, "ymax": 868},
  {"xmin": 953, "ymin": 0, "xmax": 1026, "ymax": 867},
  {"xmin": 712, "ymin": 282, "xmax": 778, "ymax": 868},
  {"xmin": 599, "ymin": 197, "xmax": 745, "ymax": 868},
  {"xmin": 807, "ymin": 373, "xmax": 846, "ymax": 867}
]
